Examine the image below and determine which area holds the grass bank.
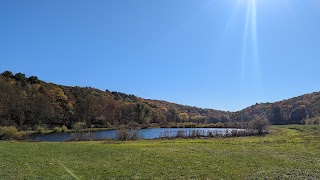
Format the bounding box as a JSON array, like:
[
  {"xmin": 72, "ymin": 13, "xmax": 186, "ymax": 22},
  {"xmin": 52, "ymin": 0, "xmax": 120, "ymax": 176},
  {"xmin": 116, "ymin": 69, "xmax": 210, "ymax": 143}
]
[{"xmin": 0, "ymin": 125, "xmax": 319, "ymax": 179}]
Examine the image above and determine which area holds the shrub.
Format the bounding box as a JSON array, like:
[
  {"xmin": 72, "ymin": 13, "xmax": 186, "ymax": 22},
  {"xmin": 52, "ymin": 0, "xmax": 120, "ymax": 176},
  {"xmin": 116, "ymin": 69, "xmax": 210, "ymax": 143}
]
[
  {"xmin": 105, "ymin": 122, "xmax": 112, "ymax": 128},
  {"xmin": 36, "ymin": 127, "xmax": 45, "ymax": 134},
  {"xmin": 141, "ymin": 122, "xmax": 150, "ymax": 129},
  {"xmin": 61, "ymin": 125, "xmax": 68, "ymax": 132},
  {"xmin": 115, "ymin": 125, "xmax": 139, "ymax": 141},
  {"xmin": 216, "ymin": 122, "xmax": 223, "ymax": 128},
  {"xmin": 170, "ymin": 124, "xmax": 178, "ymax": 128},
  {"xmin": 127, "ymin": 121, "xmax": 140, "ymax": 129},
  {"xmin": 304, "ymin": 116, "xmax": 320, "ymax": 125},
  {"xmin": 69, "ymin": 132, "xmax": 93, "ymax": 141},
  {"xmin": 176, "ymin": 130, "xmax": 186, "ymax": 138},
  {"xmin": 248, "ymin": 115, "xmax": 269, "ymax": 136},
  {"xmin": 129, "ymin": 130, "xmax": 139, "ymax": 141},
  {"xmin": 0, "ymin": 126, "xmax": 19, "ymax": 140},
  {"xmin": 73, "ymin": 122, "xmax": 87, "ymax": 132},
  {"xmin": 159, "ymin": 121, "xmax": 170, "ymax": 128},
  {"xmin": 207, "ymin": 131, "xmax": 215, "ymax": 137},
  {"xmin": 191, "ymin": 130, "xmax": 202, "ymax": 137},
  {"xmin": 115, "ymin": 128, "xmax": 129, "ymax": 140},
  {"xmin": 184, "ymin": 123, "xmax": 196, "ymax": 128},
  {"xmin": 159, "ymin": 131, "xmax": 173, "ymax": 139},
  {"xmin": 53, "ymin": 127, "xmax": 62, "ymax": 133}
]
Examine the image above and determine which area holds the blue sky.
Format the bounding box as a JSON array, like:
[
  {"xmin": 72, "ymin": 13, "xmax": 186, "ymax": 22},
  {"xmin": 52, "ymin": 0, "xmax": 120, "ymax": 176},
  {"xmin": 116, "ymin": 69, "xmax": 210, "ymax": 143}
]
[{"xmin": 1, "ymin": 0, "xmax": 320, "ymax": 111}]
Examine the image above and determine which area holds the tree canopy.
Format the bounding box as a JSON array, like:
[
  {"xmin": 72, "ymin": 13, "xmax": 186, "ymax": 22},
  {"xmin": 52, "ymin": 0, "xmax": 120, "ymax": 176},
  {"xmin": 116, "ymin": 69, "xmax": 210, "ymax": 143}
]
[{"xmin": 1, "ymin": 70, "xmax": 319, "ymax": 130}]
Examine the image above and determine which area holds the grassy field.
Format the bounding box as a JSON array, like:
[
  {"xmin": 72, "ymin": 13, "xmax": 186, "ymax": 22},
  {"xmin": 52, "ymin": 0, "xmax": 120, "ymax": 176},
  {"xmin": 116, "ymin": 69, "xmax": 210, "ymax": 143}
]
[{"xmin": 0, "ymin": 125, "xmax": 320, "ymax": 179}]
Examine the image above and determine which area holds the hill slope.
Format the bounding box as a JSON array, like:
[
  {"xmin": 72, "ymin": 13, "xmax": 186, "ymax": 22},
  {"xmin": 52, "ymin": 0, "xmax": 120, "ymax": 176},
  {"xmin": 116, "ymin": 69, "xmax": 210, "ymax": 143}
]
[
  {"xmin": 0, "ymin": 71, "xmax": 231, "ymax": 129},
  {"xmin": 234, "ymin": 92, "xmax": 320, "ymax": 124},
  {"xmin": 0, "ymin": 70, "xmax": 319, "ymax": 129}
]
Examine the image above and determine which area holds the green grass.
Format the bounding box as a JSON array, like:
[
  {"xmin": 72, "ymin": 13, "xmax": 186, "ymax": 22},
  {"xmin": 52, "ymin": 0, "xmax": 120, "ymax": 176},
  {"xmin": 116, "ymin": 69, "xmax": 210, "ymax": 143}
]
[{"xmin": 0, "ymin": 125, "xmax": 320, "ymax": 179}]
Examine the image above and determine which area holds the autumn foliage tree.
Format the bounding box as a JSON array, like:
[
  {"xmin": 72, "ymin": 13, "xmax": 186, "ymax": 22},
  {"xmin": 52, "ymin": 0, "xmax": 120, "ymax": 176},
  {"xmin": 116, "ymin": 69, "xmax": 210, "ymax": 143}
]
[{"xmin": 1, "ymin": 70, "xmax": 320, "ymax": 131}]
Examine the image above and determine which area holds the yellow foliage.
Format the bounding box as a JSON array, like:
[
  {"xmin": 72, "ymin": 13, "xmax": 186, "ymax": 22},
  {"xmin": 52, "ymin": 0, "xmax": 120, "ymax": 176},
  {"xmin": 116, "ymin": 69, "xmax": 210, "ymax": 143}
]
[
  {"xmin": 178, "ymin": 113, "xmax": 189, "ymax": 122},
  {"xmin": 66, "ymin": 102, "xmax": 74, "ymax": 109},
  {"xmin": 33, "ymin": 84, "xmax": 41, "ymax": 90},
  {"xmin": 51, "ymin": 88, "xmax": 68, "ymax": 101},
  {"xmin": 161, "ymin": 107, "xmax": 168, "ymax": 112}
]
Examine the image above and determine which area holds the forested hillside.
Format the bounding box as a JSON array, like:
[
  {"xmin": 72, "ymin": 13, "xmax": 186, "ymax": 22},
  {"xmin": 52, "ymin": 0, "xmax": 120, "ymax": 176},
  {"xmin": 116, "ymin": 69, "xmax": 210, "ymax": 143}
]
[
  {"xmin": 0, "ymin": 70, "xmax": 319, "ymax": 130},
  {"xmin": 233, "ymin": 93, "xmax": 320, "ymax": 124},
  {"xmin": 0, "ymin": 71, "xmax": 231, "ymax": 130}
]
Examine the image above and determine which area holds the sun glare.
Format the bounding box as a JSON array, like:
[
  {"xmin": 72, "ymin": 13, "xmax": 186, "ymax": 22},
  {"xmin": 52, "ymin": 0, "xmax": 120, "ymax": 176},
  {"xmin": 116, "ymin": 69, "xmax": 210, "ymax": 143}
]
[{"xmin": 237, "ymin": 0, "xmax": 262, "ymax": 99}]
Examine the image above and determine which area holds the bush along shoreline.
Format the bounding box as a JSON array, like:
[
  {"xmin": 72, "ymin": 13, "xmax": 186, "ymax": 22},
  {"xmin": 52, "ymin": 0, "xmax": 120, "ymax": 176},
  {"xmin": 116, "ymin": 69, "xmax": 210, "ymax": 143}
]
[
  {"xmin": 0, "ymin": 121, "xmax": 269, "ymax": 141},
  {"xmin": 0, "ymin": 126, "xmax": 28, "ymax": 140},
  {"xmin": 158, "ymin": 128, "xmax": 269, "ymax": 139},
  {"xmin": 0, "ymin": 115, "xmax": 269, "ymax": 141}
]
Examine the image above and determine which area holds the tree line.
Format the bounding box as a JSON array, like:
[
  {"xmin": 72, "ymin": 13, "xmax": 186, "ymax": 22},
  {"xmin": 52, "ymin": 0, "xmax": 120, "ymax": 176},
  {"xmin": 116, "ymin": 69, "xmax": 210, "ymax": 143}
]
[
  {"xmin": 1, "ymin": 70, "xmax": 319, "ymax": 131},
  {"xmin": 0, "ymin": 71, "xmax": 232, "ymax": 130}
]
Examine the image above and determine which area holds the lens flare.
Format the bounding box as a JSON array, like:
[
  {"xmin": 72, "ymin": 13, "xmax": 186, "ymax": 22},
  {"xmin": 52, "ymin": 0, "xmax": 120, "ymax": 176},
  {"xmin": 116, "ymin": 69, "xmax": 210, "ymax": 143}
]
[
  {"xmin": 222, "ymin": 0, "xmax": 262, "ymax": 99},
  {"xmin": 239, "ymin": 0, "xmax": 262, "ymax": 98}
]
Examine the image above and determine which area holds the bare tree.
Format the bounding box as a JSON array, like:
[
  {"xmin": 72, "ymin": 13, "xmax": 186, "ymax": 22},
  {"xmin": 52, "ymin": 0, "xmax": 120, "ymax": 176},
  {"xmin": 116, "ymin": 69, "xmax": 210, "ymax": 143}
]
[{"xmin": 249, "ymin": 115, "xmax": 269, "ymax": 136}]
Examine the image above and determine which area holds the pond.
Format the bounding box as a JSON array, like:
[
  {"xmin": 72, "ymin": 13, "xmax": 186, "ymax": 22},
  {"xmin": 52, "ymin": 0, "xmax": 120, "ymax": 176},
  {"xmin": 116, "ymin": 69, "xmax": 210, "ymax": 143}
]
[{"xmin": 30, "ymin": 128, "xmax": 240, "ymax": 142}]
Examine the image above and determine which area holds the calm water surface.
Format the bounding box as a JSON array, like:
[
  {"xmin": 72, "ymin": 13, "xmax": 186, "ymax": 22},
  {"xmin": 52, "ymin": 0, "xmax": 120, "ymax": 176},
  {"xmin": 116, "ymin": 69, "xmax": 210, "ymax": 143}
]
[{"xmin": 30, "ymin": 128, "xmax": 238, "ymax": 142}]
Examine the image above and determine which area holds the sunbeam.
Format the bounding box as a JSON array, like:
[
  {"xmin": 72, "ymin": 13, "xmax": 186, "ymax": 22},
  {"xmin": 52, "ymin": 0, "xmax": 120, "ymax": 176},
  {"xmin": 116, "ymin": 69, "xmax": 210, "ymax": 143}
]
[
  {"xmin": 239, "ymin": 0, "xmax": 263, "ymax": 99},
  {"xmin": 251, "ymin": 0, "xmax": 261, "ymax": 74},
  {"xmin": 241, "ymin": 0, "xmax": 251, "ymax": 81}
]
